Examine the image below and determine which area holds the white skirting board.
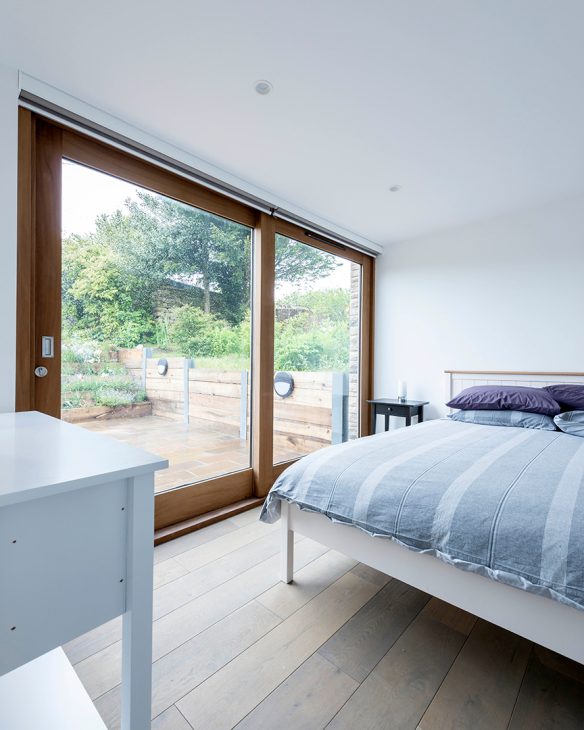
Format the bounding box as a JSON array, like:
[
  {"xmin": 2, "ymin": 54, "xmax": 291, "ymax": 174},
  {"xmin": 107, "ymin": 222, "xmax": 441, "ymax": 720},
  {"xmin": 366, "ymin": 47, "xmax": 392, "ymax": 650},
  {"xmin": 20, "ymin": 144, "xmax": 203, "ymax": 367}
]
[{"xmin": 0, "ymin": 648, "xmax": 106, "ymax": 729}]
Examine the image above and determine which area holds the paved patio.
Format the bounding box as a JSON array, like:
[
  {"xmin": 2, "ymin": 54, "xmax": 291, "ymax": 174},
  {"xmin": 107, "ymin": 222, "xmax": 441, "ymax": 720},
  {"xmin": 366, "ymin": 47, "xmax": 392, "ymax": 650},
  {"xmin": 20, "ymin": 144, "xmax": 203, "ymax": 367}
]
[
  {"xmin": 79, "ymin": 415, "xmax": 251, "ymax": 493},
  {"xmin": 78, "ymin": 414, "xmax": 304, "ymax": 493}
]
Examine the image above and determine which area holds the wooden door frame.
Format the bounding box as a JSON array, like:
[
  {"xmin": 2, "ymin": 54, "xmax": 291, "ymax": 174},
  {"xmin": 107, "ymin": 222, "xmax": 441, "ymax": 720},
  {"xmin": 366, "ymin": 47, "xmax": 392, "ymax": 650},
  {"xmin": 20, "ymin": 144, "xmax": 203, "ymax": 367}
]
[
  {"xmin": 16, "ymin": 111, "xmax": 63, "ymax": 416},
  {"xmin": 16, "ymin": 109, "xmax": 375, "ymax": 536}
]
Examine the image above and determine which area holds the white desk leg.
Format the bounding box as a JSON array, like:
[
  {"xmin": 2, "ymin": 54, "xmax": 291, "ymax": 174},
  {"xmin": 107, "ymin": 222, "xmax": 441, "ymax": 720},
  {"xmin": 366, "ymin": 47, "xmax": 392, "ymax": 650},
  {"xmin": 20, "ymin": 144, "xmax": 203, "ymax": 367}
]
[
  {"xmin": 281, "ymin": 501, "xmax": 294, "ymax": 584},
  {"xmin": 121, "ymin": 474, "xmax": 154, "ymax": 730}
]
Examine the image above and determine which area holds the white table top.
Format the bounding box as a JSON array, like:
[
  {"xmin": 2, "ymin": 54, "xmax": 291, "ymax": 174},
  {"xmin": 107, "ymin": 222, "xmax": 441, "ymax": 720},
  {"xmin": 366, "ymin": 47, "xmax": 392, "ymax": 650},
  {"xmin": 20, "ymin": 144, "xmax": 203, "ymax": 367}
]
[{"xmin": 0, "ymin": 411, "xmax": 168, "ymax": 507}]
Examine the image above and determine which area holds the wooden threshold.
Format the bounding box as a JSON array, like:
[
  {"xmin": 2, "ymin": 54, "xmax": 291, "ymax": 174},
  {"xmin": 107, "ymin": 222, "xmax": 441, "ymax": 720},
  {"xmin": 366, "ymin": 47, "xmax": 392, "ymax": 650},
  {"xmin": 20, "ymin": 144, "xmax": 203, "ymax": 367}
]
[
  {"xmin": 155, "ymin": 460, "xmax": 300, "ymax": 544},
  {"xmin": 154, "ymin": 497, "xmax": 264, "ymax": 545},
  {"xmin": 154, "ymin": 468, "xmax": 254, "ymax": 531}
]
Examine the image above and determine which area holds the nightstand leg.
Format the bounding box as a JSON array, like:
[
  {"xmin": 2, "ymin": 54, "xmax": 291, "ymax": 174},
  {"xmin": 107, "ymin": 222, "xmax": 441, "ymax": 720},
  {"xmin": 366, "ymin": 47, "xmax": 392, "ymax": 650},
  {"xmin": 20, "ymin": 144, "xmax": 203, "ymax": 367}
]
[
  {"xmin": 384, "ymin": 412, "xmax": 390, "ymax": 431},
  {"xmin": 418, "ymin": 408, "xmax": 424, "ymax": 423},
  {"xmin": 370, "ymin": 406, "xmax": 376, "ymax": 435},
  {"xmin": 405, "ymin": 414, "xmax": 412, "ymax": 427}
]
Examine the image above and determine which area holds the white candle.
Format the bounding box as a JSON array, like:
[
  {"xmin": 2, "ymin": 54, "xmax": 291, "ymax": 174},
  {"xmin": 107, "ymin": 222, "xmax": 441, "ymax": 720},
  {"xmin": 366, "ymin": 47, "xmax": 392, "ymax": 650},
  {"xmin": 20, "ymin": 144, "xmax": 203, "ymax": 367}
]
[{"xmin": 397, "ymin": 380, "xmax": 407, "ymax": 401}]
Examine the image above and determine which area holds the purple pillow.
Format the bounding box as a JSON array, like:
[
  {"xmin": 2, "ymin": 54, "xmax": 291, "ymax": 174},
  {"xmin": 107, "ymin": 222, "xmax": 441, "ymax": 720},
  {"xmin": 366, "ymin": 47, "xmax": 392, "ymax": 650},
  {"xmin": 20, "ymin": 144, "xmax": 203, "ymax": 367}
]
[
  {"xmin": 543, "ymin": 384, "xmax": 584, "ymax": 411},
  {"xmin": 446, "ymin": 385, "xmax": 560, "ymax": 416}
]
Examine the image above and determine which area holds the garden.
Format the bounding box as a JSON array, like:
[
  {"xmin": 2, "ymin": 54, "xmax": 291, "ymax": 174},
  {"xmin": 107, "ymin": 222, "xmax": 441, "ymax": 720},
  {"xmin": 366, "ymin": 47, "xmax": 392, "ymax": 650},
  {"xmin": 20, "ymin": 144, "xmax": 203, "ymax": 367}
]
[{"xmin": 62, "ymin": 189, "xmax": 352, "ymax": 417}]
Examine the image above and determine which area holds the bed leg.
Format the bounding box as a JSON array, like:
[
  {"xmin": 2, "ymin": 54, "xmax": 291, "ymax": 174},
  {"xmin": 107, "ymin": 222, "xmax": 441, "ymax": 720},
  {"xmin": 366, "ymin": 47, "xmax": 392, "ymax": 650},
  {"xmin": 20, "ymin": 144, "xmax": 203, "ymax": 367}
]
[{"xmin": 281, "ymin": 501, "xmax": 294, "ymax": 583}]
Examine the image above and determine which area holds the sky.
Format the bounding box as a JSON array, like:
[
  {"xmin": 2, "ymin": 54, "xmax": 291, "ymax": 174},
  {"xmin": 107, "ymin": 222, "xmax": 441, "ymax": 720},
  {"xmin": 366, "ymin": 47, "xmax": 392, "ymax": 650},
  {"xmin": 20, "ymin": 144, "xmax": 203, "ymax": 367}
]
[
  {"xmin": 62, "ymin": 160, "xmax": 352, "ymax": 298},
  {"xmin": 62, "ymin": 159, "xmax": 139, "ymax": 236}
]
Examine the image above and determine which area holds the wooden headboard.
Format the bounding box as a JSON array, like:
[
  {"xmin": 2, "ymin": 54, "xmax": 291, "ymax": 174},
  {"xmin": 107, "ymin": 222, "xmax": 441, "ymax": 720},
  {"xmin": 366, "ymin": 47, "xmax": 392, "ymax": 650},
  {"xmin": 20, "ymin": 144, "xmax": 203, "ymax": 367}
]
[{"xmin": 444, "ymin": 370, "xmax": 584, "ymax": 403}]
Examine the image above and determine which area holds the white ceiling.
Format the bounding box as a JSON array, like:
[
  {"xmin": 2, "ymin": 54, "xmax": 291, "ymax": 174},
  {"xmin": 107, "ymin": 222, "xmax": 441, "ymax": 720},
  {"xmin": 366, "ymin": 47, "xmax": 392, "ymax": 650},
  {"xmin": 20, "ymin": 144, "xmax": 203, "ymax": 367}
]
[{"xmin": 2, "ymin": 0, "xmax": 584, "ymax": 247}]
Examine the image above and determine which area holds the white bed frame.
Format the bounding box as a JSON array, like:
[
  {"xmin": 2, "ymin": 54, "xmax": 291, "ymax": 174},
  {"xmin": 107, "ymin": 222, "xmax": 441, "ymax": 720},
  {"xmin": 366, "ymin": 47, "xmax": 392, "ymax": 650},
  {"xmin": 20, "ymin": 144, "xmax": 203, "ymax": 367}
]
[{"xmin": 280, "ymin": 370, "xmax": 584, "ymax": 665}]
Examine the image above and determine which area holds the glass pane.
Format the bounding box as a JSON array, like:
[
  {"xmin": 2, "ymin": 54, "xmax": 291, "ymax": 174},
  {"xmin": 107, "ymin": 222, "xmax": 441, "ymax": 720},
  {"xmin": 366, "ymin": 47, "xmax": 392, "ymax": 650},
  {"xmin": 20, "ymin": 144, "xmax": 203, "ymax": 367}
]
[
  {"xmin": 61, "ymin": 160, "xmax": 252, "ymax": 493},
  {"xmin": 273, "ymin": 234, "xmax": 361, "ymax": 463}
]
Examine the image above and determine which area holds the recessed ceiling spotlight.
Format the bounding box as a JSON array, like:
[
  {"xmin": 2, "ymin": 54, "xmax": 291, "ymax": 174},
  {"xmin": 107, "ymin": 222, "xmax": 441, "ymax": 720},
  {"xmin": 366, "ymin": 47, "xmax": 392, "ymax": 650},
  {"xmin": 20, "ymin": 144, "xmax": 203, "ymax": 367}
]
[
  {"xmin": 389, "ymin": 185, "xmax": 402, "ymax": 193},
  {"xmin": 254, "ymin": 80, "xmax": 273, "ymax": 95}
]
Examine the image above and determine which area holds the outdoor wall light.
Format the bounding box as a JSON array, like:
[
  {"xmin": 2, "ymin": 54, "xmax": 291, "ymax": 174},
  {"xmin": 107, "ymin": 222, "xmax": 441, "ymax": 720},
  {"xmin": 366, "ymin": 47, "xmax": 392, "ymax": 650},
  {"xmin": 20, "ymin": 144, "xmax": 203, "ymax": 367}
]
[
  {"xmin": 274, "ymin": 371, "xmax": 294, "ymax": 398},
  {"xmin": 157, "ymin": 358, "xmax": 169, "ymax": 376}
]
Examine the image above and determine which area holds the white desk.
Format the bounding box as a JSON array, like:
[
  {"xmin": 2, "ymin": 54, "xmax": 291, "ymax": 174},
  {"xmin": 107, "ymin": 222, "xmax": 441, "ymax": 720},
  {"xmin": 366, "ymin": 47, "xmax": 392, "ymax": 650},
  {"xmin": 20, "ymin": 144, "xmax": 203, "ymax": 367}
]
[{"xmin": 0, "ymin": 411, "xmax": 167, "ymax": 730}]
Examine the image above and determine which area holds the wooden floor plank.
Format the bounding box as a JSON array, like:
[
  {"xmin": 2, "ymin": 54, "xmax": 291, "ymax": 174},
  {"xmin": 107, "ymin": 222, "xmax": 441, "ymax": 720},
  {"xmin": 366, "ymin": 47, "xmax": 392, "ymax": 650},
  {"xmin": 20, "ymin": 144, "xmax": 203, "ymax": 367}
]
[
  {"xmin": 508, "ymin": 646, "xmax": 584, "ymax": 730},
  {"xmin": 327, "ymin": 599, "xmax": 475, "ymax": 730},
  {"xmin": 152, "ymin": 705, "xmax": 193, "ymax": 730},
  {"xmin": 70, "ymin": 513, "xmax": 584, "ymax": 730},
  {"xmin": 64, "ymin": 616, "xmax": 121, "ymax": 666},
  {"xmin": 153, "ymin": 557, "xmax": 189, "ymax": 590},
  {"xmin": 256, "ymin": 550, "xmax": 358, "ymax": 619},
  {"xmin": 418, "ymin": 619, "xmax": 531, "ymax": 730},
  {"xmin": 235, "ymin": 653, "xmax": 358, "ymax": 730},
  {"xmin": 152, "ymin": 537, "xmax": 328, "ymax": 662},
  {"xmin": 350, "ymin": 563, "xmax": 391, "ymax": 587},
  {"xmin": 152, "ymin": 601, "xmax": 280, "ymax": 718},
  {"xmin": 94, "ymin": 600, "xmax": 281, "ymax": 728},
  {"xmin": 67, "ymin": 514, "xmax": 263, "ymax": 666},
  {"xmin": 228, "ymin": 506, "xmax": 262, "ymax": 527},
  {"xmin": 75, "ymin": 639, "xmax": 121, "ymax": 701},
  {"xmin": 153, "ymin": 518, "xmax": 238, "ymax": 565},
  {"xmin": 76, "ymin": 538, "xmax": 327, "ymax": 702},
  {"xmin": 153, "ymin": 529, "xmax": 292, "ymax": 620},
  {"xmin": 172, "ymin": 520, "xmax": 278, "ymax": 572},
  {"xmin": 318, "ymin": 579, "xmax": 428, "ymax": 682},
  {"xmin": 176, "ymin": 571, "xmax": 381, "ymax": 730}
]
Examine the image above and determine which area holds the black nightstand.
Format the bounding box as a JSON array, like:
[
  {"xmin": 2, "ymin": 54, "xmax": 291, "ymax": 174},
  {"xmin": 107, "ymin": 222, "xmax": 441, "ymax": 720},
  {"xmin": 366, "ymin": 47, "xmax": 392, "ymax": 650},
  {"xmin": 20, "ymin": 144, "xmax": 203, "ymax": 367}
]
[{"xmin": 368, "ymin": 398, "xmax": 429, "ymax": 433}]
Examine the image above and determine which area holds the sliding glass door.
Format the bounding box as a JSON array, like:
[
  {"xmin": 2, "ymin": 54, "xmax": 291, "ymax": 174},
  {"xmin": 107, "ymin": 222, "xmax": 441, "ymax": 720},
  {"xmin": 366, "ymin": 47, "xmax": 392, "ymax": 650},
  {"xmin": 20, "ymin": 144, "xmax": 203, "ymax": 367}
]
[
  {"xmin": 273, "ymin": 233, "xmax": 361, "ymax": 463},
  {"xmin": 16, "ymin": 111, "xmax": 375, "ymax": 534},
  {"xmin": 61, "ymin": 160, "xmax": 252, "ymax": 494}
]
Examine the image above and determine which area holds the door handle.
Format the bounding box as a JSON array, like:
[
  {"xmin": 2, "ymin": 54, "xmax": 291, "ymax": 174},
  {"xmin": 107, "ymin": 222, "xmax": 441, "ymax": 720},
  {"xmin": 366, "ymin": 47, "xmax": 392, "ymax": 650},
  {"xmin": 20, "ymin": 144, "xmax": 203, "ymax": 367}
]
[
  {"xmin": 41, "ymin": 336, "xmax": 54, "ymax": 358},
  {"xmin": 34, "ymin": 366, "xmax": 48, "ymax": 378}
]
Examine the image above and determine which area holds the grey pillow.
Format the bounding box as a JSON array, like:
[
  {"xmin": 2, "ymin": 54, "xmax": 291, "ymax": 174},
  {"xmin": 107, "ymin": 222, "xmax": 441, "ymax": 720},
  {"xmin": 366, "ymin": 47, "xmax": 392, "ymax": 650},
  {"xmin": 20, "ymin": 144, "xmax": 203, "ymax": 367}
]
[
  {"xmin": 554, "ymin": 411, "xmax": 584, "ymax": 437},
  {"xmin": 448, "ymin": 409, "xmax": 557, "ymax": 430}
]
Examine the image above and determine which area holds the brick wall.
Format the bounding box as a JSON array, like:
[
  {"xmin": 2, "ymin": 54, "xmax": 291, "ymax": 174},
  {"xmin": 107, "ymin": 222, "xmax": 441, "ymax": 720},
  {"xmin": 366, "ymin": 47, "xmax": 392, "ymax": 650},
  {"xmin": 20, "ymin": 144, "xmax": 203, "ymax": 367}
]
[{"xmin": 348, "ymin": 262, "xmax": 361, "ymax": 439}]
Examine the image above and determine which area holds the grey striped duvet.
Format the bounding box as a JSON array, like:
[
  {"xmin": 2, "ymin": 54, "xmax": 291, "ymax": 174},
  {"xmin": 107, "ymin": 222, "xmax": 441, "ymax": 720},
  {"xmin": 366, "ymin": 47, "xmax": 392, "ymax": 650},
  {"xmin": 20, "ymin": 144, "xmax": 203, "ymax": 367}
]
[{"xmin": 260, "ymin": 419, "xmax": 584, "ymax": 610}]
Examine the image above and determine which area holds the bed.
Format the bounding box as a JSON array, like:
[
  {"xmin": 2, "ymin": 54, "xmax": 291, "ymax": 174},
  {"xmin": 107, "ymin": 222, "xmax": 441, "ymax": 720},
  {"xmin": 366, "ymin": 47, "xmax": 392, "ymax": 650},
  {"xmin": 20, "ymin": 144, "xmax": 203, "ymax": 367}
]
[{"xmin": 260, "ymin": 370, "xmax": 584, "ymax": 664}]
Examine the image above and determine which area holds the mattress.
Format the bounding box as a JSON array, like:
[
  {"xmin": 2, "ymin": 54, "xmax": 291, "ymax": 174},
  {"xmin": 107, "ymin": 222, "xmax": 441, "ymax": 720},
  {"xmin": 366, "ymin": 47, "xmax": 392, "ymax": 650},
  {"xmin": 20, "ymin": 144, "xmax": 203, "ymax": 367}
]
[{"xmin": 261, "ymin": 418, "xmax": 584, "ymax": 610}]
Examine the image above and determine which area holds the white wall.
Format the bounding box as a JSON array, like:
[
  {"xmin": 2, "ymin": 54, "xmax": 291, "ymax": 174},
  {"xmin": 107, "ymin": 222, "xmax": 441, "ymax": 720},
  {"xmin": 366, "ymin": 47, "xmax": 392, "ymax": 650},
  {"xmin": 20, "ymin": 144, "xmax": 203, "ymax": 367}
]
[
  {"xmin": 374, "ymin": 195, "xmax": 584, "ymax": 421},
  {"xmin": 0, "ymin": 61, "xmax": 18, "ymax": 412}
]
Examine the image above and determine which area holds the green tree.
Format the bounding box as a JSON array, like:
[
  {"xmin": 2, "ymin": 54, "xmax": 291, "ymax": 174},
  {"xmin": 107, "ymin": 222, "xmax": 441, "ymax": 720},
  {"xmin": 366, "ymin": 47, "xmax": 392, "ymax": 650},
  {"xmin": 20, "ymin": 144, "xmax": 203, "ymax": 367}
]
[
  {"xmin": 62, "ymin": 190, "xmax": 343, "ymax": 349},
  {"xmin": 102, "ymin": 194, "xmax": 339, "ymax": 325},
  {"xmin": 276, "ymin": 288, "xmax": 350, "ymax": 325},
  {"xmin": 104, "ymin": 192, "xmax": 252, "ymax": 324},
  {"xmin": 62, "ymin": 234, "xmax": 155, "ymax": 346},
  {"xmin": 274, "ymin": 235, "xmax": 339, "ymax": 289}
]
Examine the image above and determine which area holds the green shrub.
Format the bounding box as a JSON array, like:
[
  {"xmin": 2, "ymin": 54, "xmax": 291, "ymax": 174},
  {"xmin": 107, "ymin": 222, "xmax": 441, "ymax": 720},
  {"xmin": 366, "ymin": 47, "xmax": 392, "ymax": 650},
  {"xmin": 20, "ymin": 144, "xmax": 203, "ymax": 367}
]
[
  {"xmin": 168, "ymin": 307, "xmax": 233, "ymax": 358},
  {"xmin": 62, "ymin": 348, "xmax": 85, "ymax": 364},
  {"xmin": 61, "ymin": 342, "xmax": 147, "ymax": 411},
  {"xmin": 62, "ymin": 361, "xmax": 95, "ymax": 376},
  {"xmin": 275, "ymin": 339, "xmax": 326, "ymax": 371},
  {"xmin": 93, "ymin": 388, "xmax": 138, "ymax": 408},
  {"xmin": 65, "ymin": 378, "xmax": 101, "ymax": 394},
  {"xmin": 273, "ymin": 311, "xmax": 349, "ymax": 371},
  {"xmin": 154, "ymin": 316, "xmax": 172, "ymax": 350},
  {"xmin": 62, "ymin": 393, "xmax": 88, "ymax": 409}
]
